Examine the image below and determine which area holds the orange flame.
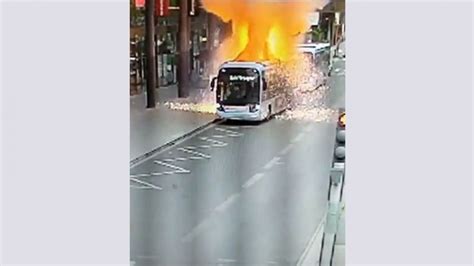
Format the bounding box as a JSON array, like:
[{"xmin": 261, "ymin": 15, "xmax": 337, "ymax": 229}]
[{"xmin": 203, "ymin": 0, "xmax": 321, "ymax": 63}]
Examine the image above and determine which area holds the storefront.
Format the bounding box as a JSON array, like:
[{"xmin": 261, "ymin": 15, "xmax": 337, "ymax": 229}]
[
  {"xmin": 320, "ymin": 0, "xmax": 345, "ymax": 46},
  {"xmin": 130, "ymin": 9, "xmax": 215, "ymax": 88}
]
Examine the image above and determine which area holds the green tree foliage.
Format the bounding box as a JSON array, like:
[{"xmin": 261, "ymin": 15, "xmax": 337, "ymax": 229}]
[{"xmin": 312, "ymin": 27, "xmax": 326, "ymax": 42}]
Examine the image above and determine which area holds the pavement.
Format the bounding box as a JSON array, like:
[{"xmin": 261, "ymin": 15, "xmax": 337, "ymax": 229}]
[
  {"xmin": 332, "ymin": 200, "xmax": 345, "ymax": 266},
  {"xmin": 327, "ymin": 45, "xmax": 346, "ymax": 266},
  {"xmin": 130, "ymin": 43, "xmax": 346, "ymax": 265},
  {"xmin": 130, "ymin": 85, "xmax": 216, "ymax": 161}
]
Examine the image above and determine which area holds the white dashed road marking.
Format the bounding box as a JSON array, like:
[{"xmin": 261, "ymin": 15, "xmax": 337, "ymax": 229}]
[
  {"xmin": 181, "ymin": 127, "xmax": 313, "ymax": 240},
  {"xmin": 130, "ymin": 173, "xmax": 154, "ymax": 178},
  {"xmin": 218, "ymin": 258, "xmax": 237, "ymax": 263},
  {"xmin": 200, "ymin": 137, "xmax": 228, "ymax": 147},
  {"xmin": 154, "ymin": 160, "xmax": 190, "ymax": 173},
  {"xmin": 199, "ymin": 144, "xmax": 211, "ymax": 149},
  {"xmin": 291, "ymin": 132, "xmax": 305, "ymax": 143},
  {"xmin": 130, "ymin": 178, "xmax": 163, "ymax": 190},
  {"xmin": 131, "ymin": 125, "xmax": 246, "ymax": 190},
  {"xmin": 241, "ymin": 173, "xmax": 265, "ymax": 189},
  {"xmin": 181, "ymin": 217, "xmax": 214, "ymax": 243},
  {"xmin": 304, "ymin": 124, "xmax": 315, "ymax": 132},
  {"xmin": 130, "ymin": 184, "xmax": 150, "ymax": 189},
  {"xmin": 184, "ymin": 145, "xmax": 197, "ymax": 149},
  {"xmin": 215, "ymin": 193, "xmax": 240, "ymax": 212},
  {"xmin": 263, "ymin": 157, "xmax": 281, "ymax": 170},
  {"xmin": 278, "ymin": 143, "xmax": 294, "ymax": 156},
  {"xmin": 178, "ymin": 147, "xmax": 211, "ymax": 159},
  {"xmin": 215, "ymin": 127, "xmax": 244, "ymax": 137}
]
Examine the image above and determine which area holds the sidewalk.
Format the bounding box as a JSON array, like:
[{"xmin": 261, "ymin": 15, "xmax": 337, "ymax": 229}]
[
  {"xmin": 130, "ymin": 85, "xmax": 216, "ymax": 161},
  {"xmin": 298, "ymin": 200, "xmax": 345, "ymax": 266},
  {"xmin": 328, "ymin": 40, "xmax": 345, "ymax": 266},
  {"xmin": 297, "ymin": 173, "xmax": 345, "ymax": 266},
  {"xmin": 332, "ymin": 200, "xmax": 345, "ymax": 266}
]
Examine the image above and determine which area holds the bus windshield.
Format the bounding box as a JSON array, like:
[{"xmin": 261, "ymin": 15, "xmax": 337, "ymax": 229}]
[
  {"xmin": 217, "ymin": 68, "xmax": 260, "ymax": 105},
  {"xmin": 300, "ymin": 52, "xmax": 315, "ymax": 67},
  {"xmin": 302, "ymin": 52, "xmax": 314, "ymax": 61}
]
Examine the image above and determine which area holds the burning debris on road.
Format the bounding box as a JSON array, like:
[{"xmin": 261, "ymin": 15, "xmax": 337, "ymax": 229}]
[
  {"xmin": 275, "ymin": 106, "xmax": 338, "ymax": 122},
  {"xmin": 162, "ymin": 83, "xmax": 336, "ymax": 122},
  {"xmin": 163, "ymin": 101, "xmax": 217, "ymax": 114}
]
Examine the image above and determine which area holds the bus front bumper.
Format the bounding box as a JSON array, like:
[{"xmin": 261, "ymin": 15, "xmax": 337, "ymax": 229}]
[{"xmin": 216, "ymin": 110, "xmax": 264, "ymax": 121}]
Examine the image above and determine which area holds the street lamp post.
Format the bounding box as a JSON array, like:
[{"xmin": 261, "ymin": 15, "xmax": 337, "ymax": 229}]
[
  {"xmin": 177, "ymin": 0, "xmax": 191, "ymax": 98},
  {"xmin": 145, "ymin": 0, "xmax": 157, "ymax": 108}
]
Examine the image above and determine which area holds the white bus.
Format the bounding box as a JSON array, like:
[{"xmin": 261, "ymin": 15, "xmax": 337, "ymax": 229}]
[
  {"xmin": 297, "ymin": 42, "xmax": 332, "ymax": 77},
  {"xmin": 209, "ymin": 61, "xmax": 288, "ymax": 121}
]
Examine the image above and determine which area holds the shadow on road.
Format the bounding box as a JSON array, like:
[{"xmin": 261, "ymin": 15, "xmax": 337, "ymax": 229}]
[{"xmin": 220, "ymin": 119, "xmax": 266, "ymax": 126}]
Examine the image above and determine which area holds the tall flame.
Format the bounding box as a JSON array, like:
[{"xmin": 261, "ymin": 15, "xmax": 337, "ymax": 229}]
[{"xmin": 203, "ymin": 0, "xmax": 321, "ymax": 63}]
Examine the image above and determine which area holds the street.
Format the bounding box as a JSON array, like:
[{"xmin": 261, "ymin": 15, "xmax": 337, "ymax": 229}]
[{"xmin": 130, "ymin": 52, "xmax": 345, "ymax": 265}]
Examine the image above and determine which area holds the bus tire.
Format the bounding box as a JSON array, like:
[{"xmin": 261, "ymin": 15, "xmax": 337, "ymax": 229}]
[{"xmin": 267, "ymin": 105, "xmax": 272, "ymax": 120}]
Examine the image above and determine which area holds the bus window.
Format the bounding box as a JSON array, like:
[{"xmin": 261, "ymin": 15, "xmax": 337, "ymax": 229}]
[
  {"xmin": 301, "ymin": 52, "xmax": 314, "ymax": 66},
  {"xmin": 262, "ymin": 71, "xmax": 267, "ymax": 91},
  {"xmin": 217, "ymin": 68, "xmax": 260, "ymax": 105}
]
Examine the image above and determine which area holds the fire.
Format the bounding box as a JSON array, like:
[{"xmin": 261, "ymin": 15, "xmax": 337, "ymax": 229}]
[
  {"xmin": 162, "ymin": 0, "xmax": 335, "ymax": 123},
  {"xmin": 202, "ymin": 0, "xmax": 321, "ymax": 62}
]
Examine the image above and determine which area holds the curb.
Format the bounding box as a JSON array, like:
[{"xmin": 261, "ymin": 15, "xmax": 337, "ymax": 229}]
[
  {"xmin": 295, "ymin": 212, "xmax": 327, "ymax": 266},
  {"xmin": 130, "ymin": 118, "xmax": 221, "ymax": 167}
]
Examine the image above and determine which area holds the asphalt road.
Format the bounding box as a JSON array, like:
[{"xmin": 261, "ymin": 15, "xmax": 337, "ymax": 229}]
[
  {"xmin": 131, "ymin": 117, "xmax": 337, "ymax": 265},
  {"xmin": 130, "ymin": 57, "xmax": 345, "ymax": 266}
]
